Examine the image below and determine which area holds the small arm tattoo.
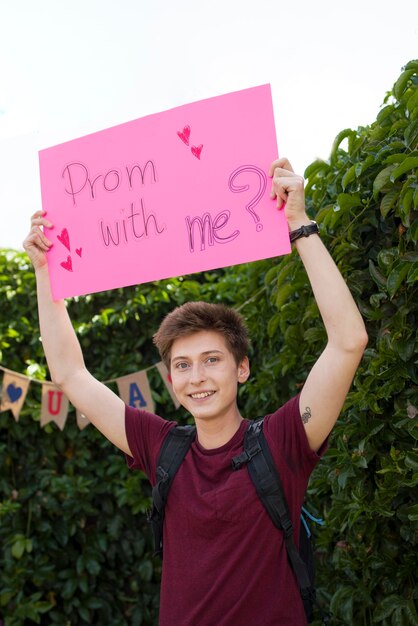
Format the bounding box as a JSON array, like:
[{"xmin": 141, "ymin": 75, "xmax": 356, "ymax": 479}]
[{"xmin": 301, "ymin": 406, "xmax": 312, "ymax": 424}]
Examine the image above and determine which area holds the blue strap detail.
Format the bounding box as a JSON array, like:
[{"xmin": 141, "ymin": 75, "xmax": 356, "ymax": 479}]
[
  {"xmin": 301, "ymin": 506, "xmax": 325, "ymax": 526},
  {"xmin": 300, "ymin": 512, "xmax": 312, "ymax": 538},
  {"xmin": 301, "ymin": 506, "xmax": 325, "ymax": 537}
]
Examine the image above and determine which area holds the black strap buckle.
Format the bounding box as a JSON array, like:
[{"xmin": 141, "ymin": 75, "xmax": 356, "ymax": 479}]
[
  {"xmin": 156, "ymin": 466, "xmax": 169, "ymax": 483},
  {"xmin": 231, "ymin": 442, "xmax": 261, "ymax": 470}
]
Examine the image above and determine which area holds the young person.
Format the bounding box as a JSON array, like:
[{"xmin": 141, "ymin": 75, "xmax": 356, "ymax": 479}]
[{"xmin": 23, "ymin": 158, "xmax": 368, "ymax": 625}]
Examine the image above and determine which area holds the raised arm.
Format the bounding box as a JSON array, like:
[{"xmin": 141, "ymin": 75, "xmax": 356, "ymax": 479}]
[
  {"xmin": 23, "ymin": 211, "xmax": 131, "ymax": 455},
  {"xmin": 269, "ymin": 159, "xmax": 368, "ymax": 452}
]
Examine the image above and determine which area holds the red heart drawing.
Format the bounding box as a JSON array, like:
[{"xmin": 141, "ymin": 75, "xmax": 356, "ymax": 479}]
[
  {"xmin": 177, "ymin": 125, "xmax": 191, "ymax": 145},
  {"xmin": 57, "ymin": 228, "xmax": 71, "ymax": 251},
  {"xmin": 76, "ymin": 248, "xmax": 82, "ymax": 257},
  {"xmin": 60, "ymin": 256, "xmax": 73, "ymax": 272},
  {"xmin": 191, "ymin": 144, "xmax": 203, "ymax": 160}
]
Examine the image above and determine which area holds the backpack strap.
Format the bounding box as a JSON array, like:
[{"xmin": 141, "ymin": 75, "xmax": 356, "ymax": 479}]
[
  {"xmin": 232, "ymin": 419, "xmax": 314, "ymax": 609},
  {"xmin": 149, "ymin": 424, "xmax": 196, "ymax": 557}
]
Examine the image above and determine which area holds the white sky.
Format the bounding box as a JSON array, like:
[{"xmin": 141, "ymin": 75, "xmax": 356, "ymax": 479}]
[{"xmin": 1, "ymin": 0, "xmax": 417, "ymax": 250}]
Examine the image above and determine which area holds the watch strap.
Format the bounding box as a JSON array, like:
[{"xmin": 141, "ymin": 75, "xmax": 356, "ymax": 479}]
[{"xmin": 289, "ymin": 221, "xmax": 319, "ymax": 243}]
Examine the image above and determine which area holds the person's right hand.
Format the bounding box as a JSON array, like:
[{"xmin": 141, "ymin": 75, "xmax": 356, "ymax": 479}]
[{"xmin": 23, "ymin": 210, "xmax": 53, "ymax": 271}]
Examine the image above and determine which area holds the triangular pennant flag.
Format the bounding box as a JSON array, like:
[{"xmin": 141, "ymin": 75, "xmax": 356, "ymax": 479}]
[
  {"xmin": 117, "ymin": 370, "xmax": 155, "ymax": 413},
  {"xmin": 0, "ymin": 371, "xmax": 29, "ymax": 420},
  {"xmin": 156, "ymin": 361, "xmax": 180, "ymax": 409},
  {"xmin": 40, "ymin": 383, "xmax": 69, "ymax": 430},
  {"xmin": 76, "ymin": 409, "xmax": 90, "ymax": 430},
  {"xmin": 0, "ymin": 370, "xmax": 31, "ymax": 421}
]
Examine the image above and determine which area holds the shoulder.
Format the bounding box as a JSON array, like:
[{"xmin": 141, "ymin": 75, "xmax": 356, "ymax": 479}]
[
  {"xmin": 125, "ymin": 405, "xmax": 176, "ymax": 477},
  {"xmin": 263, "ymin": 394, "xmax": 302, "ymax": 430},
  {"xmin": 262, "ymin": 393, "xmax": 322, "ymax": 475}
]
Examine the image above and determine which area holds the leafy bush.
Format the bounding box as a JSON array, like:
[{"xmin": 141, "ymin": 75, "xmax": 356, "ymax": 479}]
[
  {"xmin": 1, "ymin": 60, "xmax": 417, "ymax": 625},
  {"xmin": 230, "ymin": 60, "xmax": 417, "ymax": 625},
  {"xmin": 0, "ymin": 264, "xmax": 222, "ymax": 625}
]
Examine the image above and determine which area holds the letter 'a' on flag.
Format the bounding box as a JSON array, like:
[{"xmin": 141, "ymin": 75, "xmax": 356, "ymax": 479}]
[
  {"xmin": 40, "ymin": 383, "xmax": 69, "ymax": 430},
  {"xmin": 117, "ymin": 371, "xmax": 155, "ymax": 413},
  {"xmin": 0, "ymin": 370, "xmax": 30, "ymax": 421}
]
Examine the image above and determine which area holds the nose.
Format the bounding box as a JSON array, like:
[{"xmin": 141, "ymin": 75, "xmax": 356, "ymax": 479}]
[{"xmin": 189, "ymin": 362, "xmax": 206, "ymax": 384}]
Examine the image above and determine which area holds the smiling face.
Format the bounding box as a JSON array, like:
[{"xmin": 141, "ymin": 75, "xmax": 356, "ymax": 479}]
[{"xmin": 170, "ymin": 330, "xmax": 250, "ymax": 423}]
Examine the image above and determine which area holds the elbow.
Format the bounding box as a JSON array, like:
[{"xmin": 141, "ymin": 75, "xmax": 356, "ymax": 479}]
[
  {"xmin": 330, "ymin": 318, "xmax": 368, "ymax": 354},
  {"xmin": 343, "ymin": 328, "xmax": 368, "ymax": 354},
  {"xmin": 50, "ymin": 372, "xmax": 65, "ymax": 389},
  {"xmin": 357, "ymin": 330, "xmax": 369, "ymax": 353}
]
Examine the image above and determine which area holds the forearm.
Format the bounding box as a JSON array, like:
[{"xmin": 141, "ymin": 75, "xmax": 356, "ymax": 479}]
[
  {"xmin": 35, "ymin": 265, "xmax": 86, "ymax": 386},
  {"xmin": 290, "ymin": 214, "xmax": 367, "ymax": 351}
]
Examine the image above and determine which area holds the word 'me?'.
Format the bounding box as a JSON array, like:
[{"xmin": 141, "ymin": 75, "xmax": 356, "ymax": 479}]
[{"xmin": 185, "ymin": 210, "xmax": 239, "ymax": 253}]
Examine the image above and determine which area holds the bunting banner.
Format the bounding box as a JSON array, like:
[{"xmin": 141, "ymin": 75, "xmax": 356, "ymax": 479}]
[
  {"xmin": 0, "ymin": 361, "xmax": 176, "ymax": 431},
  {"xmin": 0, "ymin": 370, "xmax": 30, "ymax": 421}
]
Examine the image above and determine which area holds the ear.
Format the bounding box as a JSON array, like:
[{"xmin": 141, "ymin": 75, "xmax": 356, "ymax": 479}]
[
  {"xmin": 167, "ymin": 373, "xmax": 173, "ymax": 385},
  {"xmin": 238, "ymin": 357, "xmax": 250, "ymax": 383}
]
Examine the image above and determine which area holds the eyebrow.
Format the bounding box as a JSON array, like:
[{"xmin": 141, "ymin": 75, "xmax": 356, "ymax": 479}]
[{"xmin": 171, "ymin": 350, "xmax": 224, "ymax": 363}]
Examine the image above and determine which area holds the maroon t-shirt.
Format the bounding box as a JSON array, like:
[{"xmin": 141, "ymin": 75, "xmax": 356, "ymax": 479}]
[{"xmin": 125, "ymin": 395, "xmax": 326, "ymax": 626}]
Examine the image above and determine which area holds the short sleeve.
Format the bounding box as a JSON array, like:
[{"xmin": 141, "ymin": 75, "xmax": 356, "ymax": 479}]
[
  {"xmin": 124, "ymin": 405, "xmax": 175, "ymax": 483},
  {"xmin": 263, "ymin": 393, "xmax": 328, "ymax": 482}
]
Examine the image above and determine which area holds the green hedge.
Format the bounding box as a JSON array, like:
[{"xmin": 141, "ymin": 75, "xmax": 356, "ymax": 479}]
[{"xmin": 1, "ymin": 60, "xmax": 417, "ymax": 625}]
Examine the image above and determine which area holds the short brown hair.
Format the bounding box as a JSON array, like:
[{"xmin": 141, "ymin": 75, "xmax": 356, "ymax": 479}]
[{"xmin": 153, "ymin": 301, "xmax": 250, "ymax": 369}]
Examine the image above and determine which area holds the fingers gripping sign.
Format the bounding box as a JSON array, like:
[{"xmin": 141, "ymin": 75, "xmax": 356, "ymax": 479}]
[
  {"xmin": 268, "ymin": 158, "xmax": 308, "ymax": 229},
  {"xmin": 23, "ymin": 210, "xmax": 54, "ymax": 271}
]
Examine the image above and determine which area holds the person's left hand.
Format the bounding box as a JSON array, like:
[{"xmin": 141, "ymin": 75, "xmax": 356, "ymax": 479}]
[{"xmin": 268, "ymin": 158, "xmax": 309, "ymax": 230}]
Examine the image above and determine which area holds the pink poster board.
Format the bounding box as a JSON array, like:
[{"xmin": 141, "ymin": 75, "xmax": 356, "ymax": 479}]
[{"xmin": 39, "ymin": 84, "xmax": 290, "ymax": 300}]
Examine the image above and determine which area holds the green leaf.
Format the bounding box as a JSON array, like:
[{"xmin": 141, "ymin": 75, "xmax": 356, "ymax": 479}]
[
  {"xmin": 304, "ymin": 159, "xmax": 329, "ymax": 179},
  {"xmin": 138, "ymin": 560, "xmax": 153, "ymax": 582},
  {"xmin": 267, "ymin": 312, "xmax": 281, "ymax": 337},
  {"xmin": 386, "ymin": 262, "xmax": 410, "ymax": 297},
  {"xmin": 404, "ymin": 453, "xmax": 418, "ymax": 471},
  {"xmin": 380, "ymin": 190, "xmax": 398, "ymax": 217},
  {"xmin": 377, "ymin": 104, "xmax": 395, "ymax": 125},
  {"xmin": 408, "ymin": 219, "xmax": 418, "ymax": 244},
  {"xmin": 393, "ymin": 69, "xmax": 415, "ymax": 100},
  {"xmin": 373, "ymin": 165, "xmax": 397, "ymax": 197},
  {"xmin": 390, "ymin": 156, "xmax": 418, "ymax": 182},
  {"xmin": 395, "ymin": 337, "xmax": 415, "ymax": 362},
  {"xmin": 407, "ymin": 262, "xmax": 418, "ymax": 283},
  {"xmin": 384, "ymin": 153, "xmax": 408, "ymax": 165},
  {"xmin": 341, "ymin": 165, "xmax": 357, "ymax": 190},
  {"xmin": 330, "ymin": 128, "xmax": 353, "ymax": 162},
  {"xmin": 404, "ymin": 60, "xmax": 418, "ymax": 72},
  {"xmin": 275, "ymin": 283, "xmax": 294, "ymax": 310},
  {"xmin": 11, "ymin": 536, "xmax": 25, "ymax": 560},
  {"xmin": 406, "ymin": 503, "xmax": 418, "ymax": 521},
  {"xmin": 369, "ymin": 260, "xmax": 387, "ymax": 288},
  {"xmin": 355, "ymin": 154, "xmax": 374, "ymax": 176},
  {"xmin": 336, "ymin": 193, "xmax": 362, "ymax": 212},
  {"xmin": 373, "ymin": 594, "xmax": 400, "ymax": 621}
]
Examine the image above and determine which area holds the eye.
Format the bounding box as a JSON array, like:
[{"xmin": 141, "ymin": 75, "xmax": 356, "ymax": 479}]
[
  {"xmin": 175, "ymin": 361, "xmax": 189, "ymax": 370},
  {"xmin": 206, "ymin": 356, "xmax": 219, "ymax": 364}
]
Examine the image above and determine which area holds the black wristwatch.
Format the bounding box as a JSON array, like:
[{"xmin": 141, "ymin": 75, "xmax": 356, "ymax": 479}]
[{"xmin": 289, "ymin": 220, "xmax": 319, "ymax": 243}]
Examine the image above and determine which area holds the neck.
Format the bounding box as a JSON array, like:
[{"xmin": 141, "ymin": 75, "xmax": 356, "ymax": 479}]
[{"xmin": 194, "ymin": 410, "xmax": 244, "ymax": 450}]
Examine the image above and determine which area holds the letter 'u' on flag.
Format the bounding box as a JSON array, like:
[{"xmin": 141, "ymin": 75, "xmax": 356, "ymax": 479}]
[
  {"xmin": 156, "ymin": 362, "xmax": 180, "ymax": 409},
  {"xmin": 40, "ymin": 383, "xmax": 69, "ymax": 430},
  {"xmin": 0, "ymin": 370, "xmax": 30, "ymax": 421},
  {"xmin": 117, "ymin": 371, "xmax": 154, "ymax": 413}
]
